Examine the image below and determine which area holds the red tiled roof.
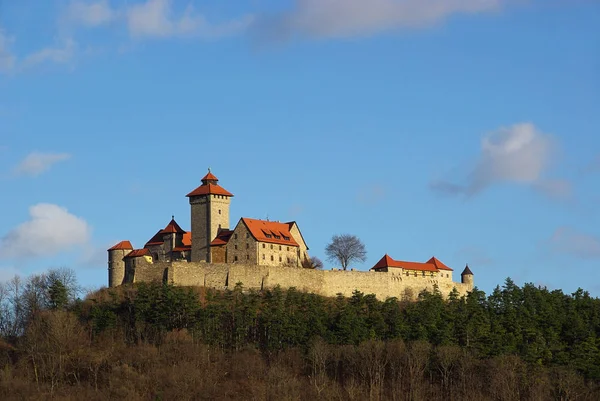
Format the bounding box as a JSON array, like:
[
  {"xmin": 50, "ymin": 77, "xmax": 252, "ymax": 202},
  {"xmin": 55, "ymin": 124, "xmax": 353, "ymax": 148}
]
[
  {"xmin": 427, "ymin": 257, "xmax": 454, "ymax": 271},
  {"xmin": 186, "ymin": 183, "xmax": 233, "ymax": 197},
  {"xmin": 108, "ymin": 240, "xmax": 133, "ymax": 251},
  {"xmin": 371, "ymin": 254, "xmax": 448, "ymax": 272},
  {"xmin": 210, "ymin": 229, "xmax": 233, "ymax": 246},
  {"xmin": 145, "ymin": 230, "xmax": 164, "ymax": 247},
  {"xmin": 182, "ymin": 232, "xmax": 191, "ymax": 247},
  {"xmin": 124, "ymin": 248, "xmax": 150, "ymax": 258},
  {"xmin": 242, "ymin": 218, "xmax": 299, "ymax": 247},
  {"xmin": 202, "ymin": 171, "xmax": 219, "ymax": 182},
  {"xmin": 173, "ymin": 246, "xmax": 191, "ymax": 252},
  {"xmin": 163, "ymin": 218, "xmax": 185, "ymax": 234}
]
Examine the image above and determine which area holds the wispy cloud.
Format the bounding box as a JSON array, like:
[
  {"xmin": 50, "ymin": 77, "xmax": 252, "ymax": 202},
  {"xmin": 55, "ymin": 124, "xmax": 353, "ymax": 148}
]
[
  {"xmin": 63, "ymin": 0, "xmax": 253, "ymax": 40},
  {"xmin": 430, "ymin": 123, "xmax": 565, "ymax": 198},
  {"xmin": 548, "ymin": 227, "xmax": 600, "ymax": 260},
  {"xmin": 257, "ymin": 0, "xmax": 503, "ymax": 40},
  {"xmin": 64, "ymin": 0, "xmax": 117, "ymax": 27},
  {"xmin": 14, "ymin": 152, "xmax": 71, "ymax": 177},
  {"xmin": 532, "ymin": 179, "xmax": 572, "ymax": 201},
  {"xmin": 0, "ymin": 204, "xmax": 91, "ymax": 259},
  {"xmin": 21, "ymin": 39, "xmax": 77, "ymax": 69}
]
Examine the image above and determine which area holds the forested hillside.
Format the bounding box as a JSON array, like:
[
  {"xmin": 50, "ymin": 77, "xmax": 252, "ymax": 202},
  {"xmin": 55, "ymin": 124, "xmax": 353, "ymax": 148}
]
[{"xmin": 0, "ymin": 271, "xmax": 599, "ymax": 400}]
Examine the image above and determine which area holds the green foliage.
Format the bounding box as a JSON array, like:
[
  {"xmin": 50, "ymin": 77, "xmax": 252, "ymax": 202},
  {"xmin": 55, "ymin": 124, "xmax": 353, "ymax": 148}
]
[{"xmin": 73, "ymin": 278, "xmax": 600, "ymax": 381}]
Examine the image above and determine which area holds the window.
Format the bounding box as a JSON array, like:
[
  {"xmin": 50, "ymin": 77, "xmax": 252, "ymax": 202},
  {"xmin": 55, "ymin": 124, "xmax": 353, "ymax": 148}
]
[
  {"xmin": 262, "ymin": 244, "xmax": 265, "ymax": 248},
  {"xmin": 270, "ymin": 244, "xmax": 273, "ymax": 249},
  {"xmin": 279, "ymin": 245, "xmax": 282, "ymax": 250},
  {"xmin": 287, "ymin": 257, "xmax": 290, "ymax": 263},
  {"xmin": 234, "ymin": 234, "xmax": 238, "ymax": 239},
  {"xmin": 246, "ymin": 255, "xmax": 249, "ymax": 260},
  {"xmin": 283, "ymin": 236, "xmax": 290, "ymax": 241},
  {"xmin": 262, "ymin": 254, "xmax": 265, "ymax": 260},
  {"xmin": 234, "ymin": 256, "xmax": 238, "ymax": 262},
  {"xmin": 246, "ymin": 233, "xmax": 250, "ymax": 238},
  {"xmin": 422, "ymin": 271, "xmax": 425, "ymax": 277},
  {"xmin": 218, "ymin": 209, "xmax": 221, "ymax": 214},
  {"xmin": 246, "ymin": 243, "xmax": 249, "ymax": 249},
  {"xmin": 234, "ymin": 245, "xmax": 238, "ymax": 250},
  {"xmin": 274, "ymin": 235, "xmax": 281, "ymax": 239},
  {"xmin": 279, "ymin": 256, "xmax": 282, "ymax": 262},
  {"xmin": 287, "ymin": 246, "xmax": 289, "ymax": 251},
  {"xmin": 271, "ymin": 255, "xmax": 274, "ymax": 261}
]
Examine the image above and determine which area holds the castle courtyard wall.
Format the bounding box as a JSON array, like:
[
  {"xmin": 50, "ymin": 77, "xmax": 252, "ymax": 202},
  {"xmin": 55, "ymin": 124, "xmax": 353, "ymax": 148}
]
[{"xmin": 158, "ymin": 262, "xmax": 473, "ymax": 300}]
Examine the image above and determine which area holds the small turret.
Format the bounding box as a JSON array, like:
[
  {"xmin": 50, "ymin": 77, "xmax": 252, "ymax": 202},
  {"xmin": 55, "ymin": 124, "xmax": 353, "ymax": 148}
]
[
  {"xmin": 108, "ymin": 241, "xmax": 133, "ymax": 287},
  {"xmin": 461, "ymin": 264, "xmax": 474, "ymax": 289}
]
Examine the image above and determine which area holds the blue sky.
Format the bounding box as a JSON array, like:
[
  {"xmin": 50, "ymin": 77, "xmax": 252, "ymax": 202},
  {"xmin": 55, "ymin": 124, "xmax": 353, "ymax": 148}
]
[{"xmin": 0, "ymin": 0, "xmax": 599, "ymax": 296}]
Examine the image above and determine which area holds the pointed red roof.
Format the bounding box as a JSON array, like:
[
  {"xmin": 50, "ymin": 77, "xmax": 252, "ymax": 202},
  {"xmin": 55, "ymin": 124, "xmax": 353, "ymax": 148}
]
[
  {"xmin": 202, "ymin": 171, "xmax": 219, "ymax": 182},
  {"xmin": 427, "ymin": 256, "xmax": 454, "ymax": 271},
  {"xmin": 187, "ymin": 170, "xmax": 233, "ymax": 197},
  {"xmin": 145, "ymin": 229, "xmax": 165, "ymax": 247},
  {"xmin": 163, "ymin": 218, "xmax": 185, "ymax": 234},
  {"xmin": 108, "ymin": 240, "xmax": 133, "ymax": 251},
  {"xmin": 186, "ymin": 183, "xmax": 234, "ymax": 197}
]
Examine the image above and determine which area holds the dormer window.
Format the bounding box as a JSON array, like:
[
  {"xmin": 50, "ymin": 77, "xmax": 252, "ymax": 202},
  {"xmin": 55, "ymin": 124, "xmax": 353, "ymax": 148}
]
[{"xmin": 283, "ymin": 236, "xmax": 290, "ymax": 241}]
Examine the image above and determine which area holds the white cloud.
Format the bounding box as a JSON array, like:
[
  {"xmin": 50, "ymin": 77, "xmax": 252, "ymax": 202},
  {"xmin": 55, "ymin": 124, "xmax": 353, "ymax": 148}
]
[
  {"xmin": 14, "ymin": 152, "xmax": 71, "ymax": 177},
  {"xmin": 22, "ymin": 39, "xmax": 77, "ymax": 69},
  {"xmin": 126, "ymin": 0, "xmax": 253, "ymax": 39},
  {"xmin": 65, "ymin": 1, "xmax": 116, "ymax": 27},
  {"xmin": 549, "ymin": 227, "xmax": 600, "ymax": 260},
  {"xmin": 431, "ymin": 123, "xmax": 560, "ymax": 197},
  {"xmin": 260, "ymin": 0, "xmax": 503, "ymax": 39},
  {"xmin": 0, "ymin": 204, "xmax": 91, "ymax": 259}
]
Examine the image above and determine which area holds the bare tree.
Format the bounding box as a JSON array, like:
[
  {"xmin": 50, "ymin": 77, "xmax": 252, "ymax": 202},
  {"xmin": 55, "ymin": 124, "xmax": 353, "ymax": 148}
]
[
  {"xmin": 302, "ymin": 256, "xmax": 324, "ymax": 270},
  {"xmin": 325, "ymin": 234, "xmax": 367, "ymax": 271}
]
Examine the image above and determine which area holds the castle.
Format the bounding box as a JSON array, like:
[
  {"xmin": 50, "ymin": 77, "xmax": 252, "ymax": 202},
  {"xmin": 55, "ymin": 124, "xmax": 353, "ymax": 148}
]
[{"xmin": 108, "ymin": 170, "xmax": 474, "ymax": 300}]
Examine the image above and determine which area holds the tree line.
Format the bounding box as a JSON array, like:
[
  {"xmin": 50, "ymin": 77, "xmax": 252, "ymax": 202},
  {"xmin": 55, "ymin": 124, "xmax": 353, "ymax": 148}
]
[{"xmin": 0, "ymin": 270, "xmax": 598, "ymax": 400}]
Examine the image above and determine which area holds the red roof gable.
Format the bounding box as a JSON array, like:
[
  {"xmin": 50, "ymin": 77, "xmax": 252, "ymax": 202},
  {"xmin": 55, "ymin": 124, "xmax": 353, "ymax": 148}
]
[
  {"xmin": 186, "ymin": 183, "xmax": 234, "ymax": 197},
  {"xmin": 427, "ymin": 257, "xmax": 454, "ymax": 271},
  {"xmin": 187, "ymin": 170, "xmax": 233, "ymax": 198},
  {"xmin": 182, "ymin": 232, "xmax": 191, "ymax": 247},
  {"xmin": 202, "ymin": 171, "xmax": 219, "ymax": 182},
  {"xmin": 371, "ymin": 254, "xmax": 450, "ymax": 272},
  {"xmin": 108, "ymin": 240, "xmax": 133, "ymax": 251},
  {"xmin": 242, "ymin": 218, "xmax": 299, "ymax": 247},
  {"xmin": 163, "ymin": 218, "xmax": 185, "ymax": 234},
  {"xmin": 210, "ymin": 229, "xmax": 233, "ymax": 246},
  {"xmin": 145, "ymin": 230, "xmax": 165, "ymax": 247},
  {"xmin": 124, "ymin": 248, "xmax": 150, "ymax": 258}
]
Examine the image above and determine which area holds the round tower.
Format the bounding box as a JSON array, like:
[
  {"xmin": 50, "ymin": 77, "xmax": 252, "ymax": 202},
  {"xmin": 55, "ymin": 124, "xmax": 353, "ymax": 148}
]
[
  {"xmin": 461, "ymin": 264, "xmax": 474, "ymax": 289},
  {"xmin": 108, "ymin": 241, "xmax": 133, "ymax": 287},
  {"xmin": 186, "ymin": 169, "xmax": 234, "ymax": 262}
]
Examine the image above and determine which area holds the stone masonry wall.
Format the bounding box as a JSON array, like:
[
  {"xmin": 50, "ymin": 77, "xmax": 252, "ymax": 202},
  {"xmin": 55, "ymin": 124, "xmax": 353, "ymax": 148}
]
[{"xmin": 161, "ymin": 262, "xmax": 473, "ymax": 300}]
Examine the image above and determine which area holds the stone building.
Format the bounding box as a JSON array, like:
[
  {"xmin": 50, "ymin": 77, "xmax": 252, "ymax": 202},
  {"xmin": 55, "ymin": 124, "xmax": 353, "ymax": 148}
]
[
  {"xmin": 107, "ymin": 170, "xmax": 475, "ymax": 300},
  {"xmin": 108, "ymin": 170, "xmax": 311, "ymax": 287}
]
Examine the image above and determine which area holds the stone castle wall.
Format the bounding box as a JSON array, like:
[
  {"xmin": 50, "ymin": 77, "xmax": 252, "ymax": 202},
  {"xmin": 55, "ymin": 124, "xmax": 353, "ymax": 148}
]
[{"xmin": 123, "ymin": 259, "xmax": 473, "ymax": 300}]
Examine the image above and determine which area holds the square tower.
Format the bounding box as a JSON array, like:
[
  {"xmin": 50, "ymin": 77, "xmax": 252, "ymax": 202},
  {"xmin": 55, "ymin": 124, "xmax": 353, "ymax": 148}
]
[{"xmin": 186, "ymin": 170, "xmax": 233, "ymax": 262}]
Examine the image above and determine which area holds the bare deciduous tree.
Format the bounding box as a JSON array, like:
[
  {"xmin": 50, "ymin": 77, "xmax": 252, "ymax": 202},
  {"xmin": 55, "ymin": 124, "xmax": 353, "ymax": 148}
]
[
  {"xmin": 325, "ymin": 234, "xmax": 367, "ymax": 271},
  {"xmin": 302, "ymin": 256, "xmax": 324, "ymax": 270}
]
